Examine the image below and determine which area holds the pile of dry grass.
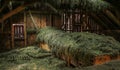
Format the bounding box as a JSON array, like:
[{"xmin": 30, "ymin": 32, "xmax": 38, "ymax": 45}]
[
  {"xmin": 37, "ymin": 27, "xmax": 120, "ymax": 66},
  {"xmin": 0, "ymin": 46, "xmax": 120, "ymax": 70},
  {"xmin": 0, "ymin": 46, "xmax": 71, "ymax": 70}
]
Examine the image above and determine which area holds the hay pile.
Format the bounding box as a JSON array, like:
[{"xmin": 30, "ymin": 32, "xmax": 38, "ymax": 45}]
[
  {"xmin": 0, "ymin": 46, "xmax": 79, "ymax": 70},
  {"xmin": 0, "ymin": 46, "xmax": 120, "ymax": 70},
  {"xmin": 36, "ymin": 27, "xmax": 120, "ymax": 66}
]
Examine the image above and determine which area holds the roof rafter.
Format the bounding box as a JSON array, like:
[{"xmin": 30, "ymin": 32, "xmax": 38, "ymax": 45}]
[
  {"xmin": 103, "ymin": 10, "xmax": 120, "ymax": 27},
  {"xmin": 0, "ymin": 1, "xmax": 38, "ymax": 23},
  {"xmin": 0, "ymin": 5, "xmax": 25, "ymax": 23}
]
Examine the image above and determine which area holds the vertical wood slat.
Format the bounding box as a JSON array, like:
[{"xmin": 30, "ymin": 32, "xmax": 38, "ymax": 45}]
[
  {"xmin": 49, "ymin": 15, "xmax": 51, "ymax": 26},
  {"xmin": 1, "ymin": 22, "xmax": 4, "ymax": 32},
  {"xmin": 12, "ymin": 24, "xmax": 14, "ymax": 49},
  {"xmin": 24, "ymin": 12, "xmax": 27, "ymax": 46},
  {"xmin": 61, "ymin": 9, "xmax": 102, "ymax": 33},
  {"xmin": 17, "ymin": 26, "xmax": 21, "ymax": 38}
]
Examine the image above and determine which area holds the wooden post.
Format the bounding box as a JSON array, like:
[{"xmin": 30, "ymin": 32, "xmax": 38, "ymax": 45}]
[
  {"xmin": 1, "ymin": 22, "xmax": 4, "ymax": 32},
  {"xmin": 50, "ymin": 14, "xmax": 52, "ymax": 26},
  {"xmin": 9, "ymin": 17, "xmax": 13, "ymax": 49},
  {"xmin": 24, "ymin": 12, "xmax": 27, "ymax": 47},
  {"xmin": 11, "ymin": 24, "xmax": 14, "ymax": 49}
]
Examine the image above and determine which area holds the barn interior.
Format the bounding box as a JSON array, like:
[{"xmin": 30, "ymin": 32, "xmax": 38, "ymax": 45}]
[{"xmin": 0, "ymin": 0, "xmax": 120, "ymax": 70}]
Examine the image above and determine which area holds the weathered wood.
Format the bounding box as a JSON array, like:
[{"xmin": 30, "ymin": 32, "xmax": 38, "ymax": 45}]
[
  {"xmin": 100, "ymin": 14, "xmax": 113, "ymax": 25},
  {"xmin": 45, "ymin": 3, "xmax": 58, "ymax": 13},
  {"xmin": 0, "ymin": 5, "xmax": 25, "ymax": 23},
  {"xmin": 98, "ymin": 13, "xmax": 117, "ymax": 29},
  {"xmin": 1, "ymin": 22, "xmax": 4, "ymax": 32},
  {"xmin": 90, "ymin": 13, "xmax": 109, "ymax": 29},
  {"xmin": 25, "ymin": 11, "xmax": 57, "ymax": 14},
  {"xmin": 24, "ymin": 12, "xmax": 27, "ymax": 46},
  {"xmin": 0, "ymin": 5, "xmax": 6, "ymax": 12},
  {"xmin": 115, "ymin": 10, "xmax": 120, "ymax": 21},
  {"xmin": 104, "ymin": 10, "xmax": 120, "ymax": 27},
  {"xmin": 104, "ymin": 30, "xmax": 120, "ymax": 32},
  {"xmin": 0, "ymin": 1, "xmax": 37, "ymax": 23},
  {"xmin": 28, "ymin": 10, "xmax": 38, "ymax": 29},
  {"xmin": 11, "ymin": 24, "xmax": 14, "ymax": 49}
]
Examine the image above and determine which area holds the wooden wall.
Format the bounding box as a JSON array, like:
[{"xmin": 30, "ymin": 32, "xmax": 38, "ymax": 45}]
[
  {"xmin": 61, "ymin": 12, "xmax": 103, "ymax": 34},
  {"xmin": 26, "ymin": 14, "xmax": 46, "ymax": 29},
  {"xmin": 26, "ymin": 12, "xmax": 62, "ymax": 46},
  {"xmin": 0, "ymin": 10, "xmax": 120, "ymax": 50},
  {"xmin": 26, "ymin": 13, "xmax": 62, "ymax": 29}
]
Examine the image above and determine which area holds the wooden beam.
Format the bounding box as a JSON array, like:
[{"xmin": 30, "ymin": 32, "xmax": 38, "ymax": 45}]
[
  {"xmin": 0, "ymin": 1, "xmax": 11, "ymax": 12},
  {"xmin": 104, "ymin": 10, "xmax": 120, "ymax": 27},
  {"xmin": 0, "ymin": 1, "xmax": 10, "ymax": 12},
  {"xmin": 0, "ymin": 2, "xmax": 37, "ymax": 23},
  {"xmin": 25, "ymin": 11, "xmax": 58, "ymax": 14},
  {"xmin": 45, "ymin": 2, "xmax": 62, "ymax": 15},
  {"xmin": 90, "ymin": 13, "xmax": 110, "ymax": 29},
  {"xmin": 98, "ymin": 14, "xmax": 117, "ymax": 29},
  {"xmin": 0, "ymin": 5, "xmax": 25, "ymax": 23},
  {"xmin": 104, "ymin": 30, "xmax": 120, "ymax": 32},
  {"xmin": 115, "ymin": 10, "xmax": 120, "ymax": 21},
  {"xmin": 0, "ymin": 5, "xmax": 6, "ymax": 12},
  {"xmin": 45, "ymin": 3, "xmax": 58, "ymax": 13}
]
